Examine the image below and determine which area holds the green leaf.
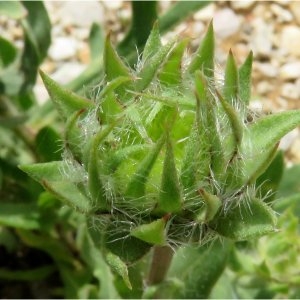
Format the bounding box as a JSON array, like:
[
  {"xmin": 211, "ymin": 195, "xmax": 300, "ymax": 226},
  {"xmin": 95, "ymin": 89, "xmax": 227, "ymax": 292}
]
[
  {"xmin": 256, "ymin": 151, "xmax": 284, "ymax": 203},
  {"xmin": 239, "ymin": 51, "xmax": 253, "ymax": 105},
  {"xmin": 0, "ymin": 36, "xmax": 17, "ymax": 67},
  {"xmin": 0, "ymin": 203, "xmax": 40, "ymax": 230},
  {"xmin": 103, "ymin": 35, "xmax": 131, "ymax": 81},
  {"xmin": 88, "ymin": 133, "xmax": 110, "ymax": 212},
  {"xmin": 0, "ymin": 1, "xmax": 26, "ymax": 19},
  {"xmin": 198, "ymin": 188, "xmax": 222, "ymax": 222},
  {"xmin": 242, "ymin": 110, "xmax": 300, "ymax": 181},
  {"xmin": 188, "ymin": 21, "xmax": 214, "ymax": 78},
  {"xmin": 131, "ymin": 218, "xmax": 166, "ymax": 245},
  {"xmin": 77, "ymin": 225, "xmax": 120, "ymax": 299},
  {"xmin": 135, "ymin": 40, "xmax": 174, "ymax": 92},
  {"xmin": 159, "ymin": 38, "xmax": 188, "ymax": 86},
  {"xmin": 126, "ymin": 136, "xmax": 165, "ymax": 199},
  {"xmin": 216, "ymin": 89, "xmax": 243, "ymax": 148},
  {"xmin": 17, "ymin": 229, "xmax": 75, "ymax": 265},
  {"xmin": 89, "ymin": 23, "xmax": 104, "ymax": 62},
  {"xmin": 224, "ymin": 50, "xmax": 239, "ymax": 105},
  {"xmin": 0, "ymin": 266, "xmax": 55, "ymax": 281},
  {"xmin": 40, "ymin": 70, "xmax": 94, "ymax": 119},
  {"xmin": 142, "ymin": 21, "xmax": 161, "ymax": 61},
  {"xmin": 210, "ymin": 198, "xmax": 277, "ymax": 240},
  {"xmin": 168, "ymin": 240, "xmax": 231, "ymax": 298},
  {"xmin": 35, "ymin": 126, "xmax": 63, "ymax": 162},
  {"xmin": 104, "ymin": 219, "xmax": 152, "ymax": 264},
  {"xmin": 158, "ymin": 133, "xmax": 182, "ymax": 213},
  {"xmin": 106, "ymin": 252, "xmax": 132, "ymax": 290},
  {"xmin": 20, "ymin": 1, "xmax": 51, "ymax": 96},
  {"xmin": 20, "ymin": 162, "xmax": 92, "ymax": 213}
]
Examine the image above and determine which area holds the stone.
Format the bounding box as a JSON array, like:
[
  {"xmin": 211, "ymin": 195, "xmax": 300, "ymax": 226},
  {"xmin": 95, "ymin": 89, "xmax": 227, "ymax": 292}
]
[
  {"xmin": 279, "ymin": 128, "xmax": 299, "ymax": 151},
  {"xmin": 280, "ymin": 62, "xmax": 300, "ymax": 80},
  {"xmin": 231, "ymin": 0, "xmax": 255, "ymax": 10},
  {"xmin": 57, "ymin": 2, "xmax": 104, "ymax": 27},
  {"xmin": 280, "ymin": 83, "xmax": 299, "ymax": 99},
  {"xmin": 213, "ymin": 8, "xmax": 242, "ymax": 39},
  {"xmin": 50, "ymin": 62, "xmax": 86, "ymax": 85},
  {"xmin": 251, "ymin": 19, "xmax": 273, "ymax": 57},
  {"xmin": 290, "ymin": 1, "xmax": 300, "ymax": 25},
  {"xmin": 193, "ymin": 3, "xmax": 216, "ymax": 22},
  {"xmin": 48, "ymin": 37, "xmax": 78, "ymax": 61},
  {"xmin": 270, "ymin": 3, "xmax": 293, "ymax": 22},
  {"xmin": 280, "ymin": 25, "xmax": 300, "ymax": 57},
  {"xmin": 255, "ymin": 62, "xmax": 278, "ymax": 78}
]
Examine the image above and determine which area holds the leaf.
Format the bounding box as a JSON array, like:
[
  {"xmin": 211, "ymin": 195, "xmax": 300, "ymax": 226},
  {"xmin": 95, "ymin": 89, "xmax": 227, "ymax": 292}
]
[
  {"xmin": 135, "ymin": 40, "xmax": 174, "ymax": 92},
  {"xmin": 224, "ymin": 50, "xmax": 239, "ymax": 105},
  {"xmin": 17, "ymin": 229, "xmax": 75, "ymax": 265},
  {"xmin": 131, "ymin": 218, "xmax": 166, "ymax": 245},
  {"xmin": 106, "ymin": 252, "xmax": 132, "ymax": 290},
  {"xmin": 198, "ymin": 189, "xmax": 222, "ymax": 222},
  {"xmin": 0, "ymin": 203, "xmax": 40, "ymax": 230},
  {"xmin": 168, "ymin": 240, "xmax": 231, "ymax": 298},
  {"xmin": 126, "ymin": 136, "xmax": 165, "ymax": 199},
  {"xmin": 210, "ymin": 198, "xmax": 277, "ymax": 240},
  {"xmin": 0, "ymin": 1, "xmax": 26, "ymax": 19},
  {"xmin": 216, "ymin": 89, "xmax": 243, "ymax": 148},
  {"xmin": 20, "ymin": 162, "xmax": 92, "ymax": 213},
  {"xmin": 35, "ymin": 126, "xmax": 63, "ymax": 162},
  {"xmin": 89, "ymin": 23, "xmax": 104, "ymax": 62},
  {"xmin": 20, "ymin": 1, "xmax": 51, "ymax": 95},
  {"xmin": 158, "ymin": 133, "xmax": 182, "ymax": 213},
  {"xmin": 159, "ymin": 38, "xmax": 188, "ymax": 86},
  {"xmin": 188, "ymin": 21, "xmax": 214, "ymax": 78},
  {"xmin": 77, "ymin": 225, "xmax": 120, "ymax": 299},
  {"xmin": 104, "ymin": 219, "xmax": 152, "ymax": 264},
  {"xmin": 40, "ymin": 70, "xmax": 94, "ymax": 119},
  {"xmin": 88, "ymin": 133, "xmax": 109, "ymax": 212},
  {"xmin": 103, "ymin": 35, "xmax": 131, "ymax": 81},
  {"xmin": 142, "ymin": 21, "xmax": 161, "ymax": 61},
  {"xmin": 0, "ymin": 266, "xmax": 55, "ymax": 281},
  {"xmin": 0, "ymin": 36, "xmax": 17, "ymax": 67},
  {"xmin": 256, "ymin": 151, "xmax": 284, "ymax": 203},
  {"xmin": 239, "ymin": 51, "xmax": 253, "ymax": 105},
  {"xmin": 242, "ymin": 110, "xmax": 300, "ymax": 181}
]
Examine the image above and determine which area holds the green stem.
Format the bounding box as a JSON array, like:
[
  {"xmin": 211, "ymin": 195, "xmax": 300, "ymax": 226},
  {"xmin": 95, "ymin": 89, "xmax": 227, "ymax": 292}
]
[{"xmin": 147, "ymin": 245, "xmax": 174, "ymax": 286}]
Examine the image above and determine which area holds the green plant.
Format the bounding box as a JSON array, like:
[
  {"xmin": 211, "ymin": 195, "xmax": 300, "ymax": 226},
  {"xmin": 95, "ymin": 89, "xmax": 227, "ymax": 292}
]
[{"xmin": 20, "ymin": 21, "xmax": 300, "ymax": 298}]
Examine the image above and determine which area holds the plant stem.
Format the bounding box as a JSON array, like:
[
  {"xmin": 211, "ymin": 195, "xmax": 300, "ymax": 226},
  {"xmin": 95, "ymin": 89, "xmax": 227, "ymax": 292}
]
[{"xmin": 147, "ymin": 245, "xmax": 174, "ymax": 286}]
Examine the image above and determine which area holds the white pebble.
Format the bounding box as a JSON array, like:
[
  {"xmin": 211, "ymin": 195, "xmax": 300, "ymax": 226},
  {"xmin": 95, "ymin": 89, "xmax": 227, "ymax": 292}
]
[
  {"xmin": 280, "ymin": 62, "xmax": 300, "ymax": 80},
  {"xmin": 280, "ymin": 25, "xmax": 300, "ymax": 57},
  {"xmin": 48, "ymin": 37, "xmax": 78, "ymax": 61},
  {"xmin": 213, "ymin": 8, "xmax": 242, "ymax": 39}
]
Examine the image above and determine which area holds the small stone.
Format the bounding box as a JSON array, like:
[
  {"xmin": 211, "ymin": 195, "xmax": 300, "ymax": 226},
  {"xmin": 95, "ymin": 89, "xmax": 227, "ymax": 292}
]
[
  {"xmin": 290, "ymin": 2, "xmax": 300, "ymax": 25},
  {"xmin": 279, "ymin": 128, "xmax": 299, "ymax": 151},
  {"xmin": 213, "ymin": 8, "xmax": 242, "ymax": 39},
  {"xmin": 280, "ymin": 25, "xmax": 300, "ymax": 57},
  {"xmin": 270, "ymin": 3, "xmax": 293, "ymax": 22},
  {"xmin": 58, "ymin": 2, "xmax": 104, "ymax": 27},
  {"xmin": 50, "ymin": 62, "xmax": 86, "ymax": 85},
  {"xmin": 251, "ymin": 19, "xmax": 273, "ymax": 57},
  {"xmin": 280, "ymin": 83, "xmax": 299, "ymax": 99},
  {"xmin": 256, "ymin": 81, "xmax": 273, "ymax": 95},
  {"xmin": 231, "ymin": 0, "xmax": 255, "ymax": 10},
  {"xmin": 102, "ymin": 1, "xmax": 123, "ymax": 9},
  {"xmin": 48, "ymin": 37, "xmax": 78, "ymax": 61},
  {"xmin": 280, "ymin": 62, "xmax": 300, "ymax": 80},
  {"xmin": 255, "ymin": 62, "xmax": 278, "ymax": 78},
  {"xmin": 193, "ymin": 3, "xmax": 216, "ymax": 22}
]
